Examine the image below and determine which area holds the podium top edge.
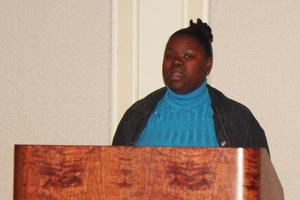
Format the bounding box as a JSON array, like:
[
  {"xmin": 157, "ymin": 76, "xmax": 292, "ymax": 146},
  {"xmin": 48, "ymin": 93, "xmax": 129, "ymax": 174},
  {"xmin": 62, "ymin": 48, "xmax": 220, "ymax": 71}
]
[{"xmin": 14, "ymin": 144, "xmax": 267, "ymax": 152}]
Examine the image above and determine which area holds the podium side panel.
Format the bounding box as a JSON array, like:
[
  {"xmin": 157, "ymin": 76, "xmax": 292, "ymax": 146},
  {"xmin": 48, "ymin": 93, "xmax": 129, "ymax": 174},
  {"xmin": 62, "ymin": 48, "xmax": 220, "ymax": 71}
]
[{"xmin": 260, "ymin": 150, "xmax": 284, "ymax": 200}]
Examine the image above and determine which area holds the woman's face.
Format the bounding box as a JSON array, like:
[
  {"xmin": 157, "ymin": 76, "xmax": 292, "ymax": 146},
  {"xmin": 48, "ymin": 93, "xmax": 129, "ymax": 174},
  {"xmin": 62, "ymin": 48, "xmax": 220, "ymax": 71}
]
[{"xmin": 162, "ymin": 34, "xmax": 212, "ymax": 94}]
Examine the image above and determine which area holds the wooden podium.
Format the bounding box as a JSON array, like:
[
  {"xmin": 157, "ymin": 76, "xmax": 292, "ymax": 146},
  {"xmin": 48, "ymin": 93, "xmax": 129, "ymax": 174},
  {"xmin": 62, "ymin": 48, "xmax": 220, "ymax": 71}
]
[{"xmin": 14, "ymin": 145, "xmax": 283, "ymax": 200}]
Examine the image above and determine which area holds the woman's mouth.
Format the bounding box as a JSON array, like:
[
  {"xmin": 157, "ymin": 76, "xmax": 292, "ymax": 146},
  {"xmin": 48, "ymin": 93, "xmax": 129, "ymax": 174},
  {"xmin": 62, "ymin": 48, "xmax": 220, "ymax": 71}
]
[{"xmin": 170, "ymin": 71, "xmax": 184, "ymax": 81}]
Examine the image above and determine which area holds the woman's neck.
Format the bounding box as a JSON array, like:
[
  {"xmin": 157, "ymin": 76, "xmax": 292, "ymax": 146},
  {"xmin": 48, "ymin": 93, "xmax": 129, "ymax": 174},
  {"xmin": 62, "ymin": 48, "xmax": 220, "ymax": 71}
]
[{"xmin": 166, "ymin": 78, "xmax": 208, "ymax": 106}]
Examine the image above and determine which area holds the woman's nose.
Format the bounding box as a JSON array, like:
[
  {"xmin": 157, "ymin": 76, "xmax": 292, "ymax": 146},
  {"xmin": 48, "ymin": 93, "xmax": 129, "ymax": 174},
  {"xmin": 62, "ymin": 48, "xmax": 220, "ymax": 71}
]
[{"xmin": 174, "ymin": 59, "xmax": 183, "ymax": 66}]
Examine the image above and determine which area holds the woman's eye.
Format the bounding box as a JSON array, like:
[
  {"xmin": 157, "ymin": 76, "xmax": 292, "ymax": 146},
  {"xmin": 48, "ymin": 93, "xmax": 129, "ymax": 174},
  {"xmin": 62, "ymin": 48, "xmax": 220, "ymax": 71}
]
[
  {"xmin": 184, "ymin": 54, "xmax": 193, "ymax": 59},
  {"xmin": 165, "ymin": 54, "xmax": 174, "ymax": 59}
]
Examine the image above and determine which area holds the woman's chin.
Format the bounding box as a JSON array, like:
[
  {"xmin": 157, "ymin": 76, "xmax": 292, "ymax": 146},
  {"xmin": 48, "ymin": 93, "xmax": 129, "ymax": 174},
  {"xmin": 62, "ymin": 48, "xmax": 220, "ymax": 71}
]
[{"xmin": 168, "ymin": 85, "xmax": 190, "ymax": 94}]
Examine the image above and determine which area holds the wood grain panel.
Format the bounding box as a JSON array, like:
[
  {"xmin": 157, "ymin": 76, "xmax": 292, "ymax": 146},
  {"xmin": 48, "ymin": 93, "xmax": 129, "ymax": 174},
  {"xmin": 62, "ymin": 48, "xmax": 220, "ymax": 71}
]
[{"xmin": 14, "ymin": 146, "xmax": 283, "ymax": 200}]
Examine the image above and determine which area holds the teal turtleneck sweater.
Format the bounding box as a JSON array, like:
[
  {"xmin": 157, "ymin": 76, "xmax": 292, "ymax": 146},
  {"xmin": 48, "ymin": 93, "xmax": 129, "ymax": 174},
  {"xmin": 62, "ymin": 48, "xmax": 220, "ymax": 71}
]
[{"xmin": 136, "ymin": 79, "xmax": 219, "ymax": 147}]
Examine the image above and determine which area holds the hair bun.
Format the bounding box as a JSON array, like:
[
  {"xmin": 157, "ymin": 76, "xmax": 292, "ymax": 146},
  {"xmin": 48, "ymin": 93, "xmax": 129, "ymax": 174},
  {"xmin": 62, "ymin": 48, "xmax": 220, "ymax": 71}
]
[{"xmin": 189, "ymin": 19, "xmax": 213, "ymax": 43}]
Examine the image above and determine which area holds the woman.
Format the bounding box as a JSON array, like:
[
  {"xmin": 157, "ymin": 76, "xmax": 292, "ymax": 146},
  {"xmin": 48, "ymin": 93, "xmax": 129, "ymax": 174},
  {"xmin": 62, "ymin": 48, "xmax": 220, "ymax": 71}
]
[{"xmin": 112, "ymin": 19, "xmax": 269, "ymax": 153}]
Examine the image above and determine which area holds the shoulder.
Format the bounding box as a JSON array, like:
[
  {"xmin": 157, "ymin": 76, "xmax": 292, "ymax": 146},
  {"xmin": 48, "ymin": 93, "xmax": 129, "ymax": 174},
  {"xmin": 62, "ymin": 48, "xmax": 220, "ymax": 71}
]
[
  {"xmin": 112, "ymin": 87, "xmax": 167, "ymax": 145},
  {"xmin": 127, "ymin": 87, "xmax": 167, "ymax": 114},
  {"xmin": 208, "ymin": 85, "xmax": 269, "ymax": 153},
  {"xmin": 207, "ymin": 85, "xmax": 252, "ymax": 115}
]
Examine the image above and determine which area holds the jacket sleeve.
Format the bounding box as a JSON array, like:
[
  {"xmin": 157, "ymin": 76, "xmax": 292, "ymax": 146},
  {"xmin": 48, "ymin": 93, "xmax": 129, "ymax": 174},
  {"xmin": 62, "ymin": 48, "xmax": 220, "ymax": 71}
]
[
  {"xmin": 246, "ymin": 112, "xmax": 270, "ymax": 155},
  {"xmin": 112, "ymin": 103, "xmax": 148, "ymax": 146},
  {"xmin": 112, "ymin": 87, "xmax": 166, "ymax": 146},
  {"xmin": 112, "ymin": 109, "xmax": 131, "ymax": 146}
]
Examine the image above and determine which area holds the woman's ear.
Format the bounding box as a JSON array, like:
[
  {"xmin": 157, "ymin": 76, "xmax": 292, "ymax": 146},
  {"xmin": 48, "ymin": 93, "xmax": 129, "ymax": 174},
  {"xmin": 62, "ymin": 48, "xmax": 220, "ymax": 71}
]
[{"xmin": 205, "ymin": 57, "xmax": 213, "ymax": 75}]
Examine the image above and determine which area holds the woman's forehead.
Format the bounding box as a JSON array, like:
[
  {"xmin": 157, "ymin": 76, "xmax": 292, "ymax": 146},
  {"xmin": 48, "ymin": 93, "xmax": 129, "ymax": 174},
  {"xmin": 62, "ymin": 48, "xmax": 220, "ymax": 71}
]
[
  {"xmin": 166, "ymin": 34, "xmax": 204, "ymax": 50},
  {"xmin": 169, "ymin": 34, "xmax": 198, "ymax": 42}
]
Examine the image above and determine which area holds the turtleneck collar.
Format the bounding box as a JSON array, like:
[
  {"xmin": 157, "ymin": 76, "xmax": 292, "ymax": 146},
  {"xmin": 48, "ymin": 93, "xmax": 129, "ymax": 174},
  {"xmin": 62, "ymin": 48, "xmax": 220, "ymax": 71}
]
[{"xmin": 165, "ymin": 78, "xmax": 209, "ymax": 106}]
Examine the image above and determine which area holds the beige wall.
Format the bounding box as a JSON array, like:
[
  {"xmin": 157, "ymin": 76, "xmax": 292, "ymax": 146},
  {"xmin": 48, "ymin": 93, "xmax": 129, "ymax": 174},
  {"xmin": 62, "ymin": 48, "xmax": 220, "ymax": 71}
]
[
  {"xmin": 2, "ymin": 0, "xmax": 299, "ymax": 199},
  {"xmin": 0, "ymin": 0, "xmax": 112, "ymax": 199},
  {"xmin": 210, "ymin": 1, "xmax": 300, "ymax": 199}
]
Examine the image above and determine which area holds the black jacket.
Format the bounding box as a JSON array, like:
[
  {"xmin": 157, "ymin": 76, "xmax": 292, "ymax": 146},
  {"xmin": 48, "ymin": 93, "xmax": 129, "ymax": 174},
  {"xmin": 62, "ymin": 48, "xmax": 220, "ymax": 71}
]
[{"xmin": 112, "ymin": 85, "xmax": 269, "ymax": 154}]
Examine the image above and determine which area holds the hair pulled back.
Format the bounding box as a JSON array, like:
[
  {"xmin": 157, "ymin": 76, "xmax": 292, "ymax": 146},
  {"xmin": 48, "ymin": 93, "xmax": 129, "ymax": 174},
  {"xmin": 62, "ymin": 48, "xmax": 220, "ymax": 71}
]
[{"xmin": 170, "ymin": 19, "xmax": 213, "ymax": 58}]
